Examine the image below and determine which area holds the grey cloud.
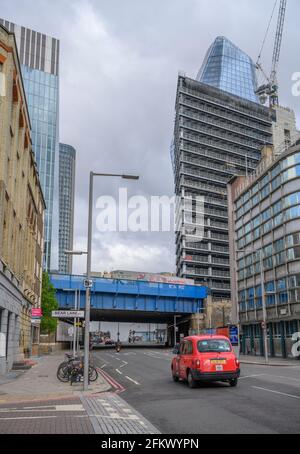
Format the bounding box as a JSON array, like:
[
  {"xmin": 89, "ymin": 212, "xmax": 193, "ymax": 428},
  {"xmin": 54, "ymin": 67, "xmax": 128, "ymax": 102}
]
[{"xmin": 1, "ymin": 0, "xmax": 299, "ymax": 273}]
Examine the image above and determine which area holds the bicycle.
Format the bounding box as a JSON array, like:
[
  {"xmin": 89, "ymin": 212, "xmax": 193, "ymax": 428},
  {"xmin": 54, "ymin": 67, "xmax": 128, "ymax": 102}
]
[{"xmin": 57, "ymin": 353, "xmax": 98, "ymax": 384}]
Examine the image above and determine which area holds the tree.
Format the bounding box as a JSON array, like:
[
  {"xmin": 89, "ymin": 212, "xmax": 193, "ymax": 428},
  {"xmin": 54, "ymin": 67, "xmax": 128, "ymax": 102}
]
[{"xmin": 40, "ymin": 272, "xmax": 59, "ymax": 335}]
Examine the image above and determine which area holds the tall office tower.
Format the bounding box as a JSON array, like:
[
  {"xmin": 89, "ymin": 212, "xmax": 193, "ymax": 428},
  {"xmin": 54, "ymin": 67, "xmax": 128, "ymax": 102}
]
[
  {"xmin": 172, "ymin": 71, "xmax": 275, "ymax": 302},
  {"xmin": 58, "ymin": 143, "xmax": 76, "ymax": 275},
  {"xmin": 197, "ymin": 36, "xmax": 259, "ymax": 103},
  {"xmin": 0, "ymin": 18, "xmax": 60, "ymax": 271}
]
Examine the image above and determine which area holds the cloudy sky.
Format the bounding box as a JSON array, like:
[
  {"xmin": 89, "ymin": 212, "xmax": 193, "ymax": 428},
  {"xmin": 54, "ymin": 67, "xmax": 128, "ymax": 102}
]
[{"xmin": 1, "ymin": 0, "xmax": 299, "ymax": 275}]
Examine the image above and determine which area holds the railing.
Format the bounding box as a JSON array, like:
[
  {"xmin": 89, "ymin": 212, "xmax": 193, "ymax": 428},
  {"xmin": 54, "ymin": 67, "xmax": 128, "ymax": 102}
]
[
  {"xmin": 185, "ymin": 243, "xmax": 209, "ymax": 251},
  {"xmin": 181, "ymin": 132, "xmax": 261, "ymax": 161},
  {"xmin": 210, "ymin": 221, "xmax": 228, "ymax": 230},
  {"xmin": 211, "ymin": 232, "xmax": 229, "ymax": 241},
  {"xmin": 212, "ymin": 270, "xmax": 231, "ymax": 278},
  {"xmin": 180, "ymin": 119, "xmax": 262, "ymax": 151},
  {"xmin": 181, "ymin": 164, "xmax": 230, "ymax": 184},
  {"xmin": 179, "ymin": 119, "xmax": 272, "ymax": 150},
  {"xmin": 181, "ymin": 177, "xmax": 227, "ymax": 196},
  {"xmin": 178, "ymin": 96, "xmax": 272, "ymax": 134},
  {"xmin": 211, "ymin": 282, "xmax": 231, "ymax": 290},
  {"xmin": 212, "ymin": 245, "xmax": 229, "ymax": 253},
  {"xmin": 181, "ymin": 153, "xmax": 240, "ymax": 175},
  {"xmin": 212, "ymin": 257, "xmax": 230, "ymax": 266},
  {"xmin": 179, "ymin": 86, "xmax": 273, "ymax": 124},
  {"xmin": 180, "ymin": 142, "xmax": 258, "ymax": 169},
  {"xmin": 179, "ymin": 107, "xmax": 271, "ymax": 144}
]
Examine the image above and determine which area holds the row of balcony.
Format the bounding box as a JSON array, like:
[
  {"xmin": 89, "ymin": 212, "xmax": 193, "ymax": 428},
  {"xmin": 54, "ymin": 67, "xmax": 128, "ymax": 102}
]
[
  {"xmin": 183, "ymin": 255, "xmax": 230, "ymax": 266},
  {"xmin": 178, "ymin": 96, "xmax": 272, "ymax": 135},
  {"xmin": 179, "ymin": 107, "xmax": 272, "ymax": 145},
  {"xmin": 179, "ymin": 86, "xmax": 273, "ymax": 125},
  {"xmin": 180, "ymin": 142, "xmax": 258, "ymax": 170},
  {"xmin": 181, "ymin": 176, "xmax": 227, "ymax": 196},
  {"xmin": 180, "ymin": 119, "xmax": 262, "ymax": 151},
  {"xmin": 184, "ymin": 267, "xmax": 231, "ymax": 278},
  {"xmin": 181, "ymin": 132, "xmax": 261, "ymax": 162},
  {"xmin": 184, "ymin": 242, "xmax": 230, "ymax": 254},
  {"xmin": 181, "ymin": 164, "xmax": 230, "ymax": 184},
  {"xmin": 181, "ymin": 153, "xmax": 240, "ymax": 176}
]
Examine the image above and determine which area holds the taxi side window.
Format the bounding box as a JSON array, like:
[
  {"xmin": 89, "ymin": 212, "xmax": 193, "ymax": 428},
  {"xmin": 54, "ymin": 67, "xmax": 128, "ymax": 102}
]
[
  {"xmin": 186, "ymin": 341, "xmax": 193, "ymax": 355},
  {"xmin": 180, "ymin": 341, "xmax": 193, "ymax": 355},
  {"xmin": 180, "ymin": 342, "xmax": 186, "ymax": 355}
]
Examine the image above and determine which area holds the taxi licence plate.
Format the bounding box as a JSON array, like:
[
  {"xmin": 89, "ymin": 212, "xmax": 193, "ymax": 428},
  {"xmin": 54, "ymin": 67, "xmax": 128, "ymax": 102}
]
[{"xmin": 210, "ymin": 360, "xmax": 227, "ymax": 365}]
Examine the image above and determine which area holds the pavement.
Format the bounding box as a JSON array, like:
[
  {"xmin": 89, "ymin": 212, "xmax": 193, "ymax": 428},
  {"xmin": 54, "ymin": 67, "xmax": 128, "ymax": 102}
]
[
  {"xmin": 0, "ymin": 350, "xmax": 160, "ymax": 434},
  {"xmin": 93, "ymin": 348, "xmax": 300, "ymax": 434},
  {"xmin": 239, "ymin": 354, "xmax": 300, "ymax": 367}
]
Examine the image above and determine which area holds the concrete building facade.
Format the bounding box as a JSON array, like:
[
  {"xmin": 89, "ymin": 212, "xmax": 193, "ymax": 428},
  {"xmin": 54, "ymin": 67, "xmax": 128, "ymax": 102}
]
[
  {"xmin": 228, "ymin": 141, "xmax": 300, "ymax": 359},
  {"xmin": 172, "ymin": 75, "xmax": 275, "ymax": 308},
  {"xmin": 272, "ymin": 105, "xmax": 300, "ymax": 154},
  {"xmin": 58, "ymin": 143, "xmax": 76, "ymax": 275},
  {"xmin": 0, "ymin": 24, "xmax": 46, "ymax": 374}
]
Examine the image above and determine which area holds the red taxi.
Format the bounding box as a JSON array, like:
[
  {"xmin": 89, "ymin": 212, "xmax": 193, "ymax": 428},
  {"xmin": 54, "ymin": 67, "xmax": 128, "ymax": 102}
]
[{"xmin": 171, "ymin": 335, "xmax": 240, "ymax": 388}]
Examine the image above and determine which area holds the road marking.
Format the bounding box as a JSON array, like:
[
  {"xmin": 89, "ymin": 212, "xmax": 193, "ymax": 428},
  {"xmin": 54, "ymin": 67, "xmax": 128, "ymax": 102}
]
[
  {"xmin": 116, "ymin": 369, "xmax": 123, "ymax": 375},
  {"xmin": 0, "ymin": 405, "xmax": 85, "ymax": 413},
  {"xmin": 239, "ymin": 374, "xmax": 266, "ymax": 380},
  {"xmin": 125, "ymin": 376, "xmax": 141, "ymax": 386},
  {"xmin": 265, "ymin": 374, "xmax": 300, "ymax": 383},
  {"xmin": 119, "ymin": 362, "xmax": 128, "ymax": 369},
  {"xmin": 252, "ymin": 386, "xmax": 300, "ymax": 400},
  {"xmin": 101, "ymin": 364, "xmax": 107, "ymax": 369}
]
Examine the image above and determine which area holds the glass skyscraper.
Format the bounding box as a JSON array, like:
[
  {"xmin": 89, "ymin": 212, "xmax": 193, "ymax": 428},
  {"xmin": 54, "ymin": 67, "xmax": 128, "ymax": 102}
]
[
  {"xmin": 0, "ymin": 18, "xmax": 60, "ymax": 271},
  {"xmin": 59, "ymin": 143, "xmax": 76, "ymax": 275},
  {"xmin": 197, "ymin": 36, "xmax": 259, "ymax": 103}
]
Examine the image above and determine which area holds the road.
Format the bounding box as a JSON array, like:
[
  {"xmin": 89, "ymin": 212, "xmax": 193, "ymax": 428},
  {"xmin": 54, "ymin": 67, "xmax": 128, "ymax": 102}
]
[{"xmin": 93, "ymin": 348, "xmax": 300, "ymax": 434}]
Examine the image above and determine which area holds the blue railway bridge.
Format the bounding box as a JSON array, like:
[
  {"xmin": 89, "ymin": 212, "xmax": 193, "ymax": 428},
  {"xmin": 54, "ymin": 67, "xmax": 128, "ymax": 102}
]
[{"xmin": 50, "ymin": 274, "xmax": 209, "ymax": 325}]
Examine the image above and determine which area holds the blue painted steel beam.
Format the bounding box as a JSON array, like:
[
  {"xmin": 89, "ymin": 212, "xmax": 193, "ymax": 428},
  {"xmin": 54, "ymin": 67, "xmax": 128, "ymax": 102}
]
[{"xmin": 50, "ymin": 274, "xmax": 209, "ymax": 315}]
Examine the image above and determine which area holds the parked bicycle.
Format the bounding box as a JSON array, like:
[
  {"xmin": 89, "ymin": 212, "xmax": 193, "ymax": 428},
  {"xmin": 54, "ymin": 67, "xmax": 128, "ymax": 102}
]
[{"xmin": 57, "ymin": 353, "xmax": 98, "ymax": 385}]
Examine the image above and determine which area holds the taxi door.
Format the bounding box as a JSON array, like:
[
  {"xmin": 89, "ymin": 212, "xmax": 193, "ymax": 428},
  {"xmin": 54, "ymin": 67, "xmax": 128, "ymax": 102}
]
[{"xmin": 179, "ymin": 340, "xmax": 193, "ymax": 380}]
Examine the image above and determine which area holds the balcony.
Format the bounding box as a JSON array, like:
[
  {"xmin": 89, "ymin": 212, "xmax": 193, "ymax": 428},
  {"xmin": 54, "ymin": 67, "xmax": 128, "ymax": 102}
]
[
  {"xmin": 178, "ymin": 104, "xmax": 272, "ymax": 140},
  {"xmin": 181, "ymin": 177, "xmax": 227, "ymax": 196},
  {"xmin": 210, "ymin": 220, "xmax": 228, "ymax": 230},
  {"xmin": 178, "ymin": 86, "xmax": 273, "ymax": 125},
  {"xmin": 181, "ymin": 132, "xmax": 260, "ymax": 161},
  {"xmin": 181, "ymin": 120, "xmax": 261, "ymax": 151},
  {"xmin": 181, "ymin": 164, "xmax": 230, "ymax": 184},
  {"xmin": 180, "ymin": 142, "xmax": 258, "ymax": 170},
  {"xmin": 211, "ymin": 232, "xmax": 229, "ymax": 242}
]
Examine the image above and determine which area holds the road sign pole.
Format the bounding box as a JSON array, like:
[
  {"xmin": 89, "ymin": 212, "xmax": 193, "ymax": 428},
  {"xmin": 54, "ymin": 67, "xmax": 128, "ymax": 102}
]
[
  {"xmin": 73, "ymin": 290, "xmax": 77, "ymax": 358},
  {"xmin": 84, "ymin": 172, "xmax": 94, "ymax": 392}
]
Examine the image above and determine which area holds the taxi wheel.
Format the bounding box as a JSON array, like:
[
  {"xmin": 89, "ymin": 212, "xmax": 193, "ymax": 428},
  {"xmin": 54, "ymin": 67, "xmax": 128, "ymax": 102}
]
[
  {"xmin": 172, "ymin": 374, "xmax": 179, "ymax": 383},
  {"xmin": 187, "ymin": 371, "xmax": 197, "ymax": 389},
  {"xmin": 229, "ymin": 378, "xmax": 238, "ymax": 387}
]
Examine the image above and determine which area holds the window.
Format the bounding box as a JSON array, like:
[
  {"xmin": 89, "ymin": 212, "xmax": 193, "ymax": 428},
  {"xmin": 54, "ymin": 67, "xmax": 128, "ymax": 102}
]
[
  {"xmin": 253, "ymin": 216, "xmax": 260, "ymax": 229},
  {"xmin": 197, "ymin": 339, "xmax": 231, "ymax": 353}
]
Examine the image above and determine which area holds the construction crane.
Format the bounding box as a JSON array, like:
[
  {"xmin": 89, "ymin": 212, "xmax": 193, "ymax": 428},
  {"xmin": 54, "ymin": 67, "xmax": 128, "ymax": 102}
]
[{"xmin": 256, "ymin": 0, "xmax": 287, "ymax": 107}]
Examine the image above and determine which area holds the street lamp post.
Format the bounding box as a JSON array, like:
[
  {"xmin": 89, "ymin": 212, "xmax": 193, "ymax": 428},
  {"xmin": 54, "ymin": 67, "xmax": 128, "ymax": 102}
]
[{"xmin": 84, "ymin": 172, "xmax": 139, "ymax": 391}]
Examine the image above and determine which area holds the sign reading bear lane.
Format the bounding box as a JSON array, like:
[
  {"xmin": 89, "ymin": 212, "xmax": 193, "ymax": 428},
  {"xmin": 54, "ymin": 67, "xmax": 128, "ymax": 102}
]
[{"xmin": 52, "ymin": 311, "xmax": 85, "ymax": 319}]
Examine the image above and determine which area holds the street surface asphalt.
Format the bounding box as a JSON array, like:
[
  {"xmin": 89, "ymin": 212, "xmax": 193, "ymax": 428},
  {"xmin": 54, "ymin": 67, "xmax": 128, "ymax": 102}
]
[{"xmin": 93, "ymin": 348, "xmax": 300, "ymax": 434}]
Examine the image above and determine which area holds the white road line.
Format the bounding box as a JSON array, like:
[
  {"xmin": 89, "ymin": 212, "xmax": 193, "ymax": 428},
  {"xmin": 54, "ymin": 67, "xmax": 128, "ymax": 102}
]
[
  {"xmin": 239, "ymin": 374, "xmax": 266, "ymax": 380},
  {"xmin": 125, "ymin": 376, "xmax": 141, "ymax": 386},
  {"xmin": 116, "ymin": 369, "xmax": 123, "ymax": 375},
  {"xmin": 119, "ymin": 362, "xmax": 128, "ymax": 369},
  {"xmin": 252, "ymin": 386, "xmax": 300, "ymax": 400},
  {"xmin": 265, "ymin": 374, "xmax": 300, "ymax": 383},
  {"xmin": 0, "ymin": 405, "xmax": 85, "ymax": 414}
]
